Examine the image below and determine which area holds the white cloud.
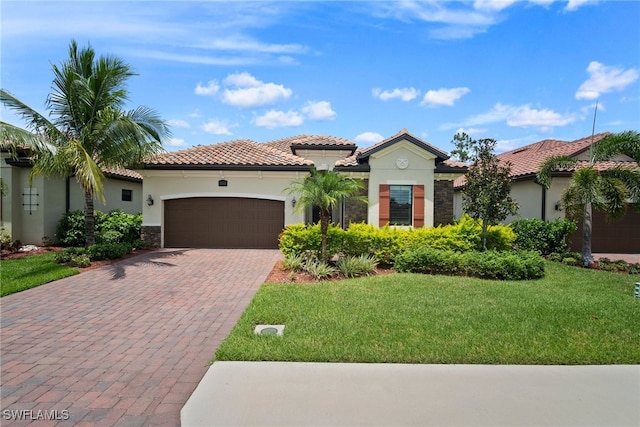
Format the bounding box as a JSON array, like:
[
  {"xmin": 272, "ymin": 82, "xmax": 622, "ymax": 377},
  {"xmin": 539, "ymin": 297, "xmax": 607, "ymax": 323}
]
[
  {"xmin": 575, "ymin": 61, "xmax": 639, "ymax": 100},
  {"xmin": 201, "ymin": 119, "xmax": 236, "ymax": 135},
  {"xmin": 355, "ymin": 132, "xmax": 385, "ymax": 146},
  {"xmin": 253, "ymin": 110, "xmax": 303, "ymax": 128},
  {"xmin": 223, "ymin": 72, "xmax": 262, "ymax": 88},
  {"xmin": 302, "ymin": 101, "xmax": 336, "ymax": 120},
  {"xmin": 167, "ymin": 119, "xmax": 190, "ymax": 129},
  {"xmin": 455, "ymin": 127, "xmax": 487, "ymax": 137},
  {"xmin": 166, "ymin": 137, "xmax": 187, "ymax": 148},
  {"xmin": 421, "ymin": 87, "xmax": 470, "ymax": 107},
  {"xmin": 372, "ymin": 87, "xmax": 420, "ymax": 102},
  {"xmin": 194, "ymin": 81, "xmax": 220, "ymax": 96},
  {"xmin": 442, "ymin": 102, "xmax": 576, "ymax": 131},
  {"xmin": 507, "ymin": 105, "xmax": 577, "ymax": 128},
  {"xmin": 222, "ymin": 72, "xmax": 292, "ymax": 108},
  {"xmin": 565, "ymin": 0, "xmax": 597, "ymax": 12},
  {"xmin": 473, "ymin": 0, "xmax": 519, "ymax": 12}
]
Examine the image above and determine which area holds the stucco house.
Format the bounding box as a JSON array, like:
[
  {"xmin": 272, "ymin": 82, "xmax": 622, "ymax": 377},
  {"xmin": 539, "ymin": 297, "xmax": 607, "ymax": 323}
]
[
  {"xmin": 1, "ymin": 149, "xmax": 143, "ymax": 245},
  {"xmin": 138, "ymin": 129, "xmax": 467, "ymax": 249},
  {"xmin": 453, "ymin": 133, "xmax": 640, "ymax": 253}
]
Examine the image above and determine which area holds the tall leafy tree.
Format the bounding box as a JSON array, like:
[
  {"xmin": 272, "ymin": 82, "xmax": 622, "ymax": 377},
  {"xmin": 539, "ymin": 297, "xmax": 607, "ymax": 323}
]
[
  {"xmin": 453, "ymin": 132, "xmax": 518, "ymax": 250},
  {"xmin": 537, "ymin": 130, "xmax": 640, "ymax": 266},
  {"xmin": 0, "ymin": 40, "xmax": 170, "ymax": 246},
  {"xmin": 286, "ymin": 168, "xmax": 366, "ymax": 263}
]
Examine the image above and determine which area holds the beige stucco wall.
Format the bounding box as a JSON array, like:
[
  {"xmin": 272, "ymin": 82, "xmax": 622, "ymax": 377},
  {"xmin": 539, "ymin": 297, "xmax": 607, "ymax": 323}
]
[
  {"xmin": 454, "ymin": 177, "xmax": 570, "ymax": 224},
  {"xmin": 366, "ymin": 140, "xmax": 437, "ymax": 227},
  {"xmin": 67, "ymin": 178, "xmax": 143, "ymax": 214}
]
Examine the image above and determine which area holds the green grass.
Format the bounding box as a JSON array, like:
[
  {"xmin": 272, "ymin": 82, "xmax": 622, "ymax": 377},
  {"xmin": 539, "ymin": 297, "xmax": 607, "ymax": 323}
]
[
  {"xmin": 1, "ymin": 252, "xmax": 79, "ymax": 297},
  {"xmin": 215, "ymin": 262, "xmax": 640, "ymax": 364}
]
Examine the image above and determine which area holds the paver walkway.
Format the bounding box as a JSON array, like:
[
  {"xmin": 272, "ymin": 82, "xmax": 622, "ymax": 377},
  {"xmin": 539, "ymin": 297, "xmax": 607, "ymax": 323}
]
[{"xmin": 1, "ymin": 248, "xmax": 281, "ymax": 426}]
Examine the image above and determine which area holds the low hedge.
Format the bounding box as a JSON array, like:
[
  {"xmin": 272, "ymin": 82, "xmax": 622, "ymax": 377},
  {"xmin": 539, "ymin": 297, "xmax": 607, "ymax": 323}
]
[
  {"xmin": 56, "ymin": 209, "xmax": 142, "ymax": 247},
  {"xmin": 394, "ymin": 247, "xmax": 545, "ymax": 280},
  {"xmin": 54, "ymin": 242, "xmax": 133, "ymax": 266},
  {"xmin": 279, "ymin": 215, "xmax": 516, "ymax": 265}
]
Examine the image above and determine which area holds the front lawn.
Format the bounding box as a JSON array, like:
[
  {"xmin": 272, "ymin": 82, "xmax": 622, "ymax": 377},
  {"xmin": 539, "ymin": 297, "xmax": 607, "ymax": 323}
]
[
  {"xmin": 215, "ymin": 262, "xmax": 640, "ymax": 364},
  {"xmin": 1, "ymin": 252, "xmax": 79, "ymax": 297}
]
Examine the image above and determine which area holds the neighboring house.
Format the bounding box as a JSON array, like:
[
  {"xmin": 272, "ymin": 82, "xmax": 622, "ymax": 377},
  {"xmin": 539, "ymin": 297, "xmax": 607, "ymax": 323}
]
[
  {"xmin": 1, "ymin": 150, "xmax": 143, "ymax": 245},
  {"xmin": 138, "ymin": 129, "xmax": 467, "ymax": 249},
  {"xmin": 453, "ymin": 133, "xmax": 640, "ymax": 253}
]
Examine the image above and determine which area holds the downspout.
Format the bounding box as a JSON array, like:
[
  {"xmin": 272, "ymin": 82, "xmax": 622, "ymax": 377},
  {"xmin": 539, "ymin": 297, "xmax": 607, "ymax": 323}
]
[
  {"xmin": 534, "ymin": 177, "xmax": 546, "ymax": 221},
  {"xmin": 65, "ymin": 176, "xmax": 70, "ymax": 212}
]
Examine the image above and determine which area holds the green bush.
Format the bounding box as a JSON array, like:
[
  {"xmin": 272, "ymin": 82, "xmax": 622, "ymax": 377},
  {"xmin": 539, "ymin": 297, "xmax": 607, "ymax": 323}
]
[
  {"xmin": 336, "ymin": 254, "xmax": 378, "ymax": 278},
  {"xmin": 0, "ymin": 226, "xmax": 12, "ymax": 249},
  {"xmin": 279, "ymin": 223, "xmax": 345, "ymax": 259},
  {"xmin": 87, "ymin": 242, "xmax": 132, "ymax": 261},
  {"xmin": 511, "ymin": 218, "xmax": 577, "ymax": 255},
  {"xmin": 54, "ymin": 247, "xmax": 87, "ymax": 264},
  {"xmin": 303, "ymin": 261, "xmax": 337, "ymax": 280},
  {"xmin": 56, "ymin": 210, "xmax": 142, "ymax": 246},
  {"xmin": 395, "ymin": 248, "xmax": 544, "ymax": 280},
  {"xmin": 279, "ymin": 216, "xmax": 515, "ymax": 266},
  {"xmin": 70, "ymin": 254, "xmax": 91, "ymax": 268},
  {"xmin": 282, "ymin": 253, "xmax": 307, "ymax": 272}
]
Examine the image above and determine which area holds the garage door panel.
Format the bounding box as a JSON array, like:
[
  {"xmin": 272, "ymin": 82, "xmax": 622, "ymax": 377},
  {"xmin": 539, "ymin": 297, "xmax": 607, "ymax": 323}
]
[
  {"xmin": 164, "ymin": 198, "xmax": 284, "ymax": 248},
  {"xmin": 570, "ymin": 204, "xmax": 640, "ymax": 253}
]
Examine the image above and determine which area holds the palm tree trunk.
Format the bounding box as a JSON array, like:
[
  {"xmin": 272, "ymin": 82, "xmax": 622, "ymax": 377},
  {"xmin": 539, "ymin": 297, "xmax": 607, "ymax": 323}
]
[
  {"xmin": 84, "ymin": 190, "xmax": 96, "ymax": 247},
  {"xmin": 582, "ymin": 202, "xmax": 594, "ymax": 267},
  {"xmin": 320, "ymin": 210, "xmax": 329, "ymax": 263}
]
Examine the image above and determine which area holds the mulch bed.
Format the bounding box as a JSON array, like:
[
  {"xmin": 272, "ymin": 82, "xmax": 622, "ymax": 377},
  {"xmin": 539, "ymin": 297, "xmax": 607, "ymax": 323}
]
[{"xmin": 265, "ymin": 259, "xmax": 395, "ymax": 284}]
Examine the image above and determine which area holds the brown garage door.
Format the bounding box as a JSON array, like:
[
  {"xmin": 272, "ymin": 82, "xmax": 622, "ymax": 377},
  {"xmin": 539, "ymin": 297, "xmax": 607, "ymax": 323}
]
[
  {"xmin": 570, "ymin": 204, "xmax": 640, "ymax": 253},
  {"xmin": 164, "ymin": 197, "xmax": 284, "ymax": 248}
]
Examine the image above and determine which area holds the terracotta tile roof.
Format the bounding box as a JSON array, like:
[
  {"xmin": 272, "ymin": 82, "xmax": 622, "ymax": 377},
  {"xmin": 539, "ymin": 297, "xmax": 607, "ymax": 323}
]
[
  {"xmin": 454, "ymin": 132, "xmax": 620, "ymax": 188},
  {"xmin": 145, "ymin": 139, "xmax": 313, "ymax": 169},
  {"xmin": 103, "ymin": 166, "xmax": 142, "ymax": 182},
  {"xmin": 265, "ymin": 134, "xmax": 357, "ymax": 155}
]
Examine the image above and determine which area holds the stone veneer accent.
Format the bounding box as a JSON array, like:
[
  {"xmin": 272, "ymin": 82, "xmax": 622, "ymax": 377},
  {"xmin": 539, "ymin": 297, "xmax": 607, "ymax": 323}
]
[
  {"xmin": 433, "ymin": 180, "xmax": 454, "ymax": 226},
  {"xmin": 141, "ymin": 226, "xmax": 161, "ymax": 248},
  {"xmin": 342, "ymin": 179, "xmax": 369, "ymax": 226}
]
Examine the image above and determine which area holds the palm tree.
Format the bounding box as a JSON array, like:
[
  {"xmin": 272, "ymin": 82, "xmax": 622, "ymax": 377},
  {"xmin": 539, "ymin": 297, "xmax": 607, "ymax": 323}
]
[
  {"xmin": 0, "ymin": 40, "xmax": 170, "ymax": 246},
  {"xmin": 286, "ymin": 168, "xmax": 366, "ymax": 263},
  {"xmin": 537, "ymin": 130, "xmax": 640, "ymax": 266}
]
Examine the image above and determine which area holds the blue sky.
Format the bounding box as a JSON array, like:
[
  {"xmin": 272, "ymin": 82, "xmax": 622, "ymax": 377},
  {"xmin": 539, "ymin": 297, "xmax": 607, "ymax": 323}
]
[{"xmin": 2, "ymin": 1, "xmax": 639, "ymax": 155}]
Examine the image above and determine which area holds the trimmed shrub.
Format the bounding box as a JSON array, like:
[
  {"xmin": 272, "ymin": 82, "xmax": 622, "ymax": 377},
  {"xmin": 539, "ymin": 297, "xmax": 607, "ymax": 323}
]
[
  {"xmin": 56, "ymin": 210, "xmax": 142, "ymax": 247},
  {"xmin": 511, "ymin": 218, "xmax": 577, "ymax": 255},
  {"xmin": 395, "ymin": 248, "xmax": 544, "ymax": 280},
  {"xmin": 70, "ymin": 254, "xmax": 91, "ymax": 268},
  {"xmin": 54, "ymin": 247, "xmax": 87, "ymax": 264},
  {"xmin": 279, "ymin": 216, "xmax": 516, "ymax": 268},
  {"xmin": 87, "ymin": 242, "xmax": 132, "ymax": 261}
]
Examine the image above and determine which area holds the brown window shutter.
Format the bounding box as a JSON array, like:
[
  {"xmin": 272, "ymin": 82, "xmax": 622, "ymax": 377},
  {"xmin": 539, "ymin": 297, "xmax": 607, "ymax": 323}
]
[
  {"xmin": 379, "ymin": 184, "xmax": 390, "ymax": 227},
  {"xmin": 413, "ymin": 185, "xmax": 425, "ymax": 227}
]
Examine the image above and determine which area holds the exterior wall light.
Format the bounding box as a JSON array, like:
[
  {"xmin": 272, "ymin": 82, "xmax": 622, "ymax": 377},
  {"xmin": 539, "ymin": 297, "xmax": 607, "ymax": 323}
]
[
  {"xmin": 554, "ymin": 201, "xmax": 562, "ymax": 211},
  {"xmin": 291, "ymin": 197, "xmax": 297, "ymax": 208},
  {"xmin": 146, "ymin": 195, "xmax": 154, "ymax": 206}
]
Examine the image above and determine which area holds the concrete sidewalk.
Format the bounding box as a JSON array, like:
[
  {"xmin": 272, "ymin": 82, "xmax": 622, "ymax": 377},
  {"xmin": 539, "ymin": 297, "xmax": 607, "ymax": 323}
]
[{"xmin": 182, "ymin": 362, "xmax": 640, "ymax": 427}]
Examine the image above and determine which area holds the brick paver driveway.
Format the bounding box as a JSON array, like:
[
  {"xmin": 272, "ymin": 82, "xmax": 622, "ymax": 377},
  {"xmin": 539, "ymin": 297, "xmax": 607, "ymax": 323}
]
[{"xmin": 1, "ymin": 249, "xmax": 281, "ymax": 426}]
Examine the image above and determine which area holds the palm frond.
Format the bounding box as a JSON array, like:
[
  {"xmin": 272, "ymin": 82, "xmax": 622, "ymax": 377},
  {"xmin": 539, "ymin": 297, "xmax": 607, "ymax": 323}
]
[
  {"xmin": 594, "ymin": 130, "xmax": 640, "ymax": 163},
  {"xmin": 536, "ymin": 155, "xmax": 577, "ymax": 189}
]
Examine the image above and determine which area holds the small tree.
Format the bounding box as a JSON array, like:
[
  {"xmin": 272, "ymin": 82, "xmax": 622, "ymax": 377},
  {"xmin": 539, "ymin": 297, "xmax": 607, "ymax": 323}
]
[
  {"xmin": 285, "ymin": 168, "xmax": 366, "ymax": 263},
  {"xmin": 453, "ymin": 132, "xmax": 518, "ymax": 250}
]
